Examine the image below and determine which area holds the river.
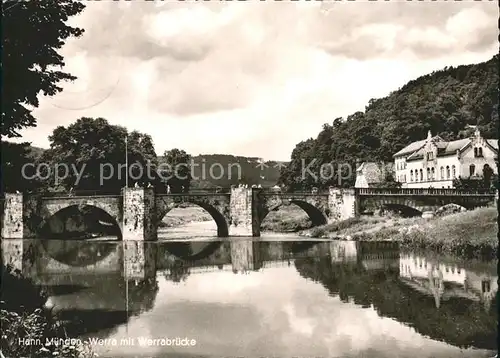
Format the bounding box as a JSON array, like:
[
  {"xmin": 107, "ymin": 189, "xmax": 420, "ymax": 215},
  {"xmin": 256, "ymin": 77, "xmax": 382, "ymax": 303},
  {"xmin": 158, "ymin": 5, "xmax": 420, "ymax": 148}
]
[{"xmin": 2, "ymin": 221, "xmax": 497, "ymax": 358}]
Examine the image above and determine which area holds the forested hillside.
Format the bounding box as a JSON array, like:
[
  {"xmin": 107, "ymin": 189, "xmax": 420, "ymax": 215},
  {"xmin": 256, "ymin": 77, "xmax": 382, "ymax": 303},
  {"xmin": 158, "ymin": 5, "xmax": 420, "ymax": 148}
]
[
  {"xmin": 159, "ymin": 154, "xmax": 284, "ymax": 188},
  {"xmin": 279, "ymin": 54, "xmax": 499, "ymax": 190}
]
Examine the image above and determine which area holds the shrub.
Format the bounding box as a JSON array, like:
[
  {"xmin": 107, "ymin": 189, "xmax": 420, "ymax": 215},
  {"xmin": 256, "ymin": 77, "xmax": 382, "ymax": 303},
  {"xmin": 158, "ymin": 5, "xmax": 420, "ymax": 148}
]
[{"xmin": 0, "ymin": 265, "xmax": 96, "ymax": 358}]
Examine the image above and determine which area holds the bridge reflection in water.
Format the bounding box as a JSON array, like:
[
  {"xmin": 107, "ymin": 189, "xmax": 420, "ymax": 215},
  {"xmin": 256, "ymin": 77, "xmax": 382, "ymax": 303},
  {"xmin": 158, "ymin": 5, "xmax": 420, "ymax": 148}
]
[{"xmin": 1, "ymin": 238, "xmax": 497, "ymax": 355}]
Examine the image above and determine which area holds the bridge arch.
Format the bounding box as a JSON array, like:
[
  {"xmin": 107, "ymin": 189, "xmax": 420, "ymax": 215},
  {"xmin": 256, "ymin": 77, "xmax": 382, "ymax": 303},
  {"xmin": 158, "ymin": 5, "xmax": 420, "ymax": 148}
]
[
  {"xmin": 38, "ymin": 239, "xmax": 120, "ymax": 267},
  {"xmin": 380, "ymin": 203, "xmax": 423, "ymax": 217},
  {"xmin": 261, "ymin": 200, "xmax": 328, "ymax": 227},
  {"xmin": 161, "ymin": 241, "xmax": 224, "ymax": 261},
  {"xmin": 39, "ymin": 204, "xmax": 122, "ymax": 239},
  {"xmin": 156, "ymin": 199, "xmax": 229, "ymax": 237}
]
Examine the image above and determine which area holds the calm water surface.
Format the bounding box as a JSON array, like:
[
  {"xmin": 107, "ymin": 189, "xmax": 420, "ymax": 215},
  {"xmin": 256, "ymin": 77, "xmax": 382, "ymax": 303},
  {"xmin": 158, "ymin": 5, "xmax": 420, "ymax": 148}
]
[{"xmin": 2, "ymin": 234, "xmax": 497, "ymax": 358}]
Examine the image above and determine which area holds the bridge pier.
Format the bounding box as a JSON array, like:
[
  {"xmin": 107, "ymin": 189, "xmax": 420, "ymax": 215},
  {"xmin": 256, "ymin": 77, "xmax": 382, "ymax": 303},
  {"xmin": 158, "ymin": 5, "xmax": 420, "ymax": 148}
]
[
  {"xmin": 229, "ymin": 187, "xmax": 260, "ymax": 236},
  {"xmin": 328, "ymin": 188, "xmax": 359, "ymax": 221},
  {"xmin": 121, "ymin": 187, "xmax": 157, "ymax": 241},
  {"xmin": 1, "ymin": 193, "xmax": 24, "ymax": 239}
]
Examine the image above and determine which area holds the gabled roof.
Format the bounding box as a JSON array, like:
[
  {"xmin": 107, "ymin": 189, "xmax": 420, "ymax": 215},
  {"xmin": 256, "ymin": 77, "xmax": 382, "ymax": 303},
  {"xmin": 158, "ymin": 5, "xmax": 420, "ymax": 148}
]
[
  {"xmin": 393, "ymin": 139, "xmax": 427, "ymax": 158},
  {"xmin": 395, "ymin": 133, "xmax": 498, "ymax": 160},
  {"xmin": 487, "ymin": 140, "xmax": 498, "ymax": 150},
  {"xmin": 443, "ymin": 138, "xmax": 470, "ymax": 153}
]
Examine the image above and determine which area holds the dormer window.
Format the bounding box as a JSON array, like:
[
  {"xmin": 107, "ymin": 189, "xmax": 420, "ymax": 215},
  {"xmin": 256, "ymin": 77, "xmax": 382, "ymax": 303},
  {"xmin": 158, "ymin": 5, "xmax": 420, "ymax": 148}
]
[
  {"xmin": 474, "ymin": 147, "xmax": 483, "ymax": 157},
  {"xmin": 427, "ymin": 152, "xmax": 434, "ymax": 161}
]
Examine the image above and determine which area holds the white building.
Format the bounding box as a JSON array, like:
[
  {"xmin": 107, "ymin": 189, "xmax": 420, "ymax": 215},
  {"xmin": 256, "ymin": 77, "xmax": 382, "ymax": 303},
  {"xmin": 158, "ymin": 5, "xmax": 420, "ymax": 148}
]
[{"xmin": 393, "ymin": 129, "xmax": 498, "ymax": 188}]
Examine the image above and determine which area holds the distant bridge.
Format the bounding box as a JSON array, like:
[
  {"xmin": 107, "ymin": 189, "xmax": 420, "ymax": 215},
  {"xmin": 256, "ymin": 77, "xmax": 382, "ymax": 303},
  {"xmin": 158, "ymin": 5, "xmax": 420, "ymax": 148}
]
[{"xmin": 1, "ymin": 187, "xmax": 496, "ymax": 239}]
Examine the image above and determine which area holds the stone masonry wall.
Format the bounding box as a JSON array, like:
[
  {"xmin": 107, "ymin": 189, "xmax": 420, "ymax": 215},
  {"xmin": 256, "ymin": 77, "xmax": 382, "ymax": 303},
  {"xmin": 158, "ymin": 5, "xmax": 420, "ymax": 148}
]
[
  {"xmin": 122, "ymin": 188, "xmax": 156, "ymax": 241},
  {"xmin": 229, "ymin": 187, "xmax": 254, "ymax": 236},
  {"xmin": 328, "ymin": 188, "xmax": 359, "ymax": 222},
  {"xmin": 1, "ymin": 193, "xmax": 23, "ymax": 239}
]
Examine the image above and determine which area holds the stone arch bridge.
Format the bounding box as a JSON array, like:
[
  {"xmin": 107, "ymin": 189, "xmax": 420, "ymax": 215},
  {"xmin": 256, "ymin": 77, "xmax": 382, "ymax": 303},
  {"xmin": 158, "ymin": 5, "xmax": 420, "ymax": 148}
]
[{"xmin": 1, "ymin": 187, "xmax": 495, "ymax": 240}]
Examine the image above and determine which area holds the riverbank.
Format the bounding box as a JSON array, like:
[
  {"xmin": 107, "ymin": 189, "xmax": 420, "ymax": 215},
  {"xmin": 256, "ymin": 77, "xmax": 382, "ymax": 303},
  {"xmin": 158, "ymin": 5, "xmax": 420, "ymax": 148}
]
[
  {"xmin": 159, "ymin": 205, "xmax": 212, "ymax": 228},
  {"xmin": 0, "ymin": 265, "xmax": 96, "ymax": 357},
  {"xmin": 261, "ymin": 205, "xmax": 311, "ymax": 232},
  {"xmin": 300, "ymin": 207, "xmax": 498, "ymax": 259}
]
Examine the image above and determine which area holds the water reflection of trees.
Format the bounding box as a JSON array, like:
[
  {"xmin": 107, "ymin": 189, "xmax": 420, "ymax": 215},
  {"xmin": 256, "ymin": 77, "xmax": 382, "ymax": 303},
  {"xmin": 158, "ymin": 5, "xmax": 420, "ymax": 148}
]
[
  {"xmin": 294, "ymin": 256, "xmax": 497, "ymax": 350},
  {"xmin": 49, "ymin": 274, "xmax": 158, "ymax": 338}
]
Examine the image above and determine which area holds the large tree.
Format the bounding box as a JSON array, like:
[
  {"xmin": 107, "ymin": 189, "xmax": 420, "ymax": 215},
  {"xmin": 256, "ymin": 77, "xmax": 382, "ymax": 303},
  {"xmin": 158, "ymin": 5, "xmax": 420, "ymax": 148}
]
[
  {"xmin": 0, "ymin": 142, "xmax": 44, "ymax": 193},
  {"xmin": 161, "ymin": 149, "xmax": 191, "ymax": 193},
  {"xmin": 42, "ymin": 117, "xmax": 159, "ymax": 192},
  {"xmin": 2, "ymin": 0, "xmax": 86, "ymax": 137}
]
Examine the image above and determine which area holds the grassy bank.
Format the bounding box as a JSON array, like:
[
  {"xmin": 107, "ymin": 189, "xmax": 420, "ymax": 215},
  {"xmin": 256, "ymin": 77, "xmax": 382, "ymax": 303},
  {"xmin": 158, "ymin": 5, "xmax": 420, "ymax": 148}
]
[
  {"xmin": 261, "ymin": 205, "xmax": 312, "ymax": 232},
  {"xmin": 158, "ymin": 204, "xmax": 212, "ymax": 228},
  {"xmin": 302, "ymin": 207, "xmax": 498, "ymax": 259}
]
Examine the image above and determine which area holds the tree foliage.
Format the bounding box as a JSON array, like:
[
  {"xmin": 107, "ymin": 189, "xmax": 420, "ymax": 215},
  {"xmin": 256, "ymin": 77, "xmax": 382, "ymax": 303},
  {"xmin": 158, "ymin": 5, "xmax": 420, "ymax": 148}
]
[
  {"xmin": 2, "ymin": 0, "xmax": 86, "ymax": 137},
  {"xmin": 162, "ymin": 149, "xmax": 192, "ymax": 193},
  {"xmin": 453, "ymin": 175, "xmax": 498, "ymax": 191},
  {"xmin": 1, "ymin": 141, "xmax": 45, "ymax": 193},
  {"xmin": 41, "ymin": 117, "xmax": 159, "ymax": 192},
  {"xmin": 280, "ymin": 55, "xmax": 499, "ymax": 190}
]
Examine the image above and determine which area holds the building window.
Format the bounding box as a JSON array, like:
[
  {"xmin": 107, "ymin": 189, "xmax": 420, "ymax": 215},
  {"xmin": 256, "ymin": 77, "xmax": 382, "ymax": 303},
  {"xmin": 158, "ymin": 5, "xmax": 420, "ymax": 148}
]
[
  {"xmin": 446, "ymin": 166, "xmax": 450, "ymax": 179},
  {"xmin": 427, "ymin": 168, "xmax": 431, "ymax": 181},
  {"xmin": 469, "ymin": 164, "xmax": 475, "ymax": 177},
  {"xmin": 452, "ymin": 165, "xmax": 456, "ymax": 178},
  {"xmin": 427, "ymin": 152, "xmax": 434, "ymax": 161},
  {"xmin": 410, "ymin": 170, "xmax": 414, "ymax": 182},
  {"xmin": 482, "ymin": 280, "xmax": 491, "ymax": 293},
  {"xmin": 420, "ymin": 169, "xmax": 423, "ymax": 181},
  {"xmin": 440, "ymin": 167, "xmax": 444, "ymax": 179},
  {"xmin": 431, "ymin": 167, "xmax": 435, "ymax": 180}
]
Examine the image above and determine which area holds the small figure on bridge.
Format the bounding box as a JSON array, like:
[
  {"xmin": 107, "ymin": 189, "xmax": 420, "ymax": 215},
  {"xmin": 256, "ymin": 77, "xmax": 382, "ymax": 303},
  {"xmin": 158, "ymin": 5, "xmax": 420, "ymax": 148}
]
[
  {"xmin": 147, "ymin": 182, "xmax": 153, "ymax": 188},
  {"xmin": 134, "ymin": 182, "xmax": 139, "ymax": 188},
  {"xmin": 167, "ymin": 185, "xmax": 171, "ymax": 194}
]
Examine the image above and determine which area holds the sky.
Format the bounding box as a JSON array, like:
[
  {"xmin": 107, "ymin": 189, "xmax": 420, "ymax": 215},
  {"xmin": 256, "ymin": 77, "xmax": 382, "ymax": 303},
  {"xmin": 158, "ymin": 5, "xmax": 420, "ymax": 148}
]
[{"xmin": 12, "ymin": 0, "xmax": 499, "ymax": 161}]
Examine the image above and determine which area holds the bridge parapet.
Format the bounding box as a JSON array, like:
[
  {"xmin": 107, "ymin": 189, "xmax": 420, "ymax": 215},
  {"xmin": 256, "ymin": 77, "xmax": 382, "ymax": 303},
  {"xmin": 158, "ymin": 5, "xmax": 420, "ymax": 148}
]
[
  {"xmin": 3, "ymin": 187, "xmax": 493, "ymax": 239},
  {"xmin": 357, "ymin": 188, "xmax": 496, "ymax": 196}
]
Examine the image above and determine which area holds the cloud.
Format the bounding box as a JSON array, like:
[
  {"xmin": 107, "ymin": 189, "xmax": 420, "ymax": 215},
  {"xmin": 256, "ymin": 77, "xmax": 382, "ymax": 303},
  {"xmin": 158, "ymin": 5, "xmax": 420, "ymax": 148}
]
[{"xmin": 11, "ymin": 1, "xmax": 498, "ymax": 160}]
